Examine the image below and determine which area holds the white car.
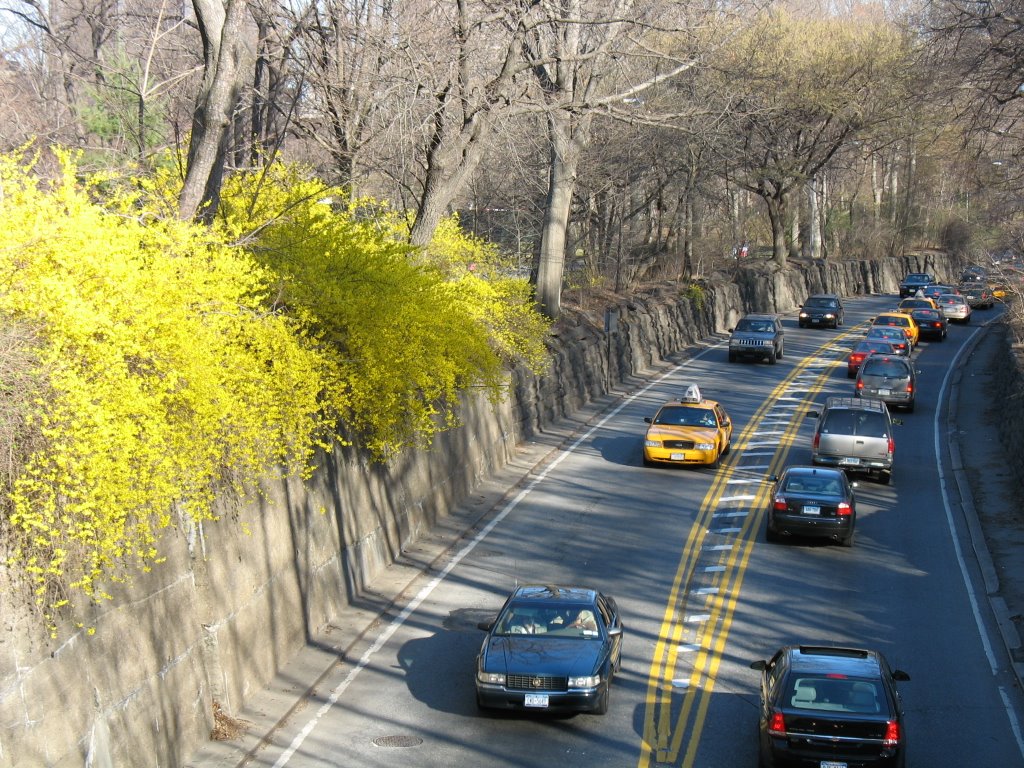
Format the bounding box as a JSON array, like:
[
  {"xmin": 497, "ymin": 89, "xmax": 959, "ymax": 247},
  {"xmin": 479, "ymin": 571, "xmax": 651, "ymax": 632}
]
[{"xmin": 936, "ymin": 293, "xmax": 971, "ymax": 323}]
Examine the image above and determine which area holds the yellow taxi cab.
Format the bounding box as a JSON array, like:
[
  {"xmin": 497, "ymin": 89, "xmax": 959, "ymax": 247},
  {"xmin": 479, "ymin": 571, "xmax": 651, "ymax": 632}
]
[
  {"xmin": 871, "ymin": 311, "xmax": 920, "ymax": 347},
  {"xmin": 897, "ymin": 296, "xmax": 938, "ymax": 312},
  {"xmin": 643, "ymin": 384, "xmax": 733, "ymax": 467}
]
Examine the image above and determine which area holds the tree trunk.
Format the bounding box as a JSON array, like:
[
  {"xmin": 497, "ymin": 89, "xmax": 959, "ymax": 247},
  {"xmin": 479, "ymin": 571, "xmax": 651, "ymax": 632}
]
[
  {"xmin": 536, "ymin": 109, "xmax": 583, "ymax": 319},
  {"xmin": 765, "ymin": 193, "xmax": 787, "ymax": 267},
  {"xmin": 808, "ymin": 176, "xmax": 821, "ymax": 259},
  {"xmin": 179, "ymin": 0, "xmax": 249, "ymax": 222}
]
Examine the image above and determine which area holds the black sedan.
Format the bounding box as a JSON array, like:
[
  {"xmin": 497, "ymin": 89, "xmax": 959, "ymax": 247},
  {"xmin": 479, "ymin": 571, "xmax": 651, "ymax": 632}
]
[
  {"xmin": 475, "ymin": 584, "xmax": 624, "ymax": 715},
  {"xmin": 766, "ymin": 465, "xmax": 857, "ymax": 547},
  {"xmin": 798, "ymin": 294, "xmax": 844, "ymax": 328},
  {"xmin": 909, "ymin": 307, "xmax": 947, "ymax": 341},
  {"xmin": 751, "ymin": 645, "xmax": 910, "ymax": 768}
]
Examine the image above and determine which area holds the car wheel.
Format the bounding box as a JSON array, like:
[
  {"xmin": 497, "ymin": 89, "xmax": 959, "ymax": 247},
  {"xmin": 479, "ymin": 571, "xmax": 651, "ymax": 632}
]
[
  {"xmin": 766, "ymin": 523, "xmax": 781, "ymax": 543},
  {"xmin": 777, "ymin": 343, "xmax": 784, "ymax": 359},
  {"xmin": 723, "ymin": 439, "xmax": 731, "ymax": 456},
  {"xmin": 798, "ymin": 321, "xmax": 806, "ymax": 328},
  {"xmin": 728, "ymin": 351, "xmax": 737, "ymax": 363},
  {"xmin": 593, "ymin": 677, "xmax": 611, "ymax": 715},
  {"xmin": 905, "ymin": 400, "xmax": 915, "ymax": 413},
  {"xmin": 643, "ymin": 456, "xmax": 654, "ymax": 467},
  {"xmin": 840, "ymin": 530, "xmax": 855, "ymax": 548},
  {"xmin": 878, "ymin": 470, "xmax": 892, "ymax": 485},
  {"xmin": 767, "ymin": 350, "xmax": 777, "ymax": 365}
]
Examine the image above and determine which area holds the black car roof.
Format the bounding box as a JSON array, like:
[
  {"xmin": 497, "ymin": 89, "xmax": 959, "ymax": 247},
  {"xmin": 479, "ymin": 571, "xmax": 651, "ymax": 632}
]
[
  {"xmin": 787, "ymin": 646, "xmax": 884, "ymax": 678},
  {"xmin": 780, "ymin": 466, "xmax": 845, "ymax": 479},
  {"xmin": 511, "ymin": 585, "xmax": 597, "ymax": 602}
]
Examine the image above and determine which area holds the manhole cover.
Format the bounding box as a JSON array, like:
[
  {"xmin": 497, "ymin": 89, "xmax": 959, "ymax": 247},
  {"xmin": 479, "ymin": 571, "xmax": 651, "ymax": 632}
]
[{"xmin": 373, "ymin": 734, "xmax": 423, "ymax": 748}]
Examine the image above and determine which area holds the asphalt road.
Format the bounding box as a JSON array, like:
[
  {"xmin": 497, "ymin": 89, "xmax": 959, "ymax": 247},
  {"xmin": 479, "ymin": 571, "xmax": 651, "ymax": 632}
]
[{"xmin": 186, "ymin": 293, "xmax": 1024, "ymax": 768}]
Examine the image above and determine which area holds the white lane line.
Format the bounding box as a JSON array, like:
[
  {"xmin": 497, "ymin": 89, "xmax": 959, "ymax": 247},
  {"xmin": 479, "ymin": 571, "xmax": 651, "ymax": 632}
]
[
  {"xmin": 935, "ymin": 325, "xmax": 1024, "ymax": 761},
  {"xmin": 269, "ymin": 337, "xmax": 728, "ymax": 766},
  {"xmin": 720, "ymin": 495, "xmax": 755, "ymax": 502}
]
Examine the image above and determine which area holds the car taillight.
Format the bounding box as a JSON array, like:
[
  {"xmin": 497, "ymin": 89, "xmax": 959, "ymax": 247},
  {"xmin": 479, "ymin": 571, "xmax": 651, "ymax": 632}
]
[
  {"xmin": 836, "ymin": 502, "xmax": 852, "ymax": 516},
  {"xmin": 773, "ymin": 497, "xmax": 787, "ymax": 511},
  {"xmin": 905, "ymin": 381, "xmax": 913, "ymax": 393},
  {"xmin": 768, "ymin": 711, "xmax": 787, "ymax": 736},
  {"xmin": 813, "ymin": 433, "xmax": 820, "ymax": 450},
  {"xmin": 883, "ymin": 720, "xmax": 901, "ymax": 745},
  {"xmin": 887, "ymin": 437, "xmax": 895, "ymax": 454},
  {"xmin": 855, "ymin": 379, "xmax": 864, "ymax": 390}
]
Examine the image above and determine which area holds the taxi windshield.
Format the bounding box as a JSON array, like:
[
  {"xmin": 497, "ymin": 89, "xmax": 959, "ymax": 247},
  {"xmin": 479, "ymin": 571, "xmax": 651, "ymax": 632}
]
[{"xmin": 654, "ymin": 406, "xmax": 717, "ymax": 427}]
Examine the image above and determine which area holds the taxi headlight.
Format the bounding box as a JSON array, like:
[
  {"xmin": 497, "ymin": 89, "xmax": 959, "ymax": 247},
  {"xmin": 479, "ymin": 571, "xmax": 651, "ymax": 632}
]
[
  {"xmin": 696, "ymin": 442, "xmax": 715, "ymax": 451},
  {"xmin": 568, "ymin": 674, "xmax": 601, "ymax": 688},
  {"xmin": 477, "ymin": 671, "xmax": 506, "ymax": 685}
]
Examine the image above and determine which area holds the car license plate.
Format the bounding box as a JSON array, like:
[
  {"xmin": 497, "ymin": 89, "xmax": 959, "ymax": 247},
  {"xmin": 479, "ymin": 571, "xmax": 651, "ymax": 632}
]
[
  {"xmin": 820, "ymin": 762, "xmax": 847, "ymax": 768},
  {"xmin": 671, "ymin": 453, "xmax": 685, "ymax": 461},
  {"xmin": 878, "ymin": 388, "xmax": 891, "ymax": 396},
  {"xmin": 524, "ymin": 694, "xmax": 549, "ymax": 708},
  {"xmin": 839, "ymin": 457, "xmax": 860, "ymax": 466},
  {"xmin": 803, "ymin": 505, "xmax": 821, "ymax": 515}
]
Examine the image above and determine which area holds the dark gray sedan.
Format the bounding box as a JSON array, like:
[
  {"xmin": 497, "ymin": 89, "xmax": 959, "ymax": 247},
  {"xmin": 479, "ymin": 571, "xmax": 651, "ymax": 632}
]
[
  {"xmin": 475, "ymin": 584, "xmax": 624, "ymax": 715},
  {"xmin": 766, "ymin": 465, "xmax": 857, "ymax": 547}
]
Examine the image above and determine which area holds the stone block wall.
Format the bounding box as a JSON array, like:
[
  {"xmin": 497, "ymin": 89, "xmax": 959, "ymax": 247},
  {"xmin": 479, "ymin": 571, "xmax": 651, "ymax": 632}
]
[{"xmin": 0, "ymin": 252, "xmax": 980, "ymax": 767}]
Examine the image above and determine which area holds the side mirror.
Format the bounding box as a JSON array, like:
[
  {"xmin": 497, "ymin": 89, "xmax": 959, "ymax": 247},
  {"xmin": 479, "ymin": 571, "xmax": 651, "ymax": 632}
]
[
  {"xmin": 768, "ymin": 474, "xmax": 779, "ymax": 482},
  {"xmin": 750, "ymin": 660, "xmax": 767, "ymax": 671},
  {"xmin": 477, "ymin": 619, "xmax": 495, "ymax": 632},
  {"xmin": 644, "ymin": 416, "xmax": 652, "ymax": 424},
  {"xmin": 891, "ymin": 670, "xmax": 911, "ymax": 682},
  {"xmin": 608, "ymin": 625, "xmax": 623, "ymax": 638},
  {"xmin": 721, "ymin": 419, "xmax": 730, "ymax": 427},
  {"xmin": 807, "ymin": 410, "xmax": 820, "ymax": 418}
]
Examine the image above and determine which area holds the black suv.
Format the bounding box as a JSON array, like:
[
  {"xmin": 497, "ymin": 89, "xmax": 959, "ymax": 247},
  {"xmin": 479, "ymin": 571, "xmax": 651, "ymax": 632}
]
[
  {"xmin": 751, "ymin": 645, "xmax": 910, "ymax": 768},
  {"xmin": 728, "ymin": 314, "xmax": 784, "ymax": 364},
  {"xmin": 798, "ymin": 294, "xmax": 844, "ymax": 328},
  {"xmin": 898, "ymin": 272, "xmax": 934, "ymax": 298}
]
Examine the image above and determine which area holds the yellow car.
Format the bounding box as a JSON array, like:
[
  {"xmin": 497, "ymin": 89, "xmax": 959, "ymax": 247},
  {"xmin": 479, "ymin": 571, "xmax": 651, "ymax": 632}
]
[
  {"xmin": 643, "ymin": 384, "xmax": 733, "ymax": 467},
  {"xmin": 898, "ymin": 296, "xmax": 938, "ymax": 312},
  {"xmin": 871, "ymin": 311, "xmax": 920, "ymax": 347}
]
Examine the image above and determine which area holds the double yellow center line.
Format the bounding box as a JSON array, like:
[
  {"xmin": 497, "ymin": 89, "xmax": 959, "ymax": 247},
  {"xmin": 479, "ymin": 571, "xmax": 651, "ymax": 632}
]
[{"xmin": 637, "ymin": 329, "xmax": 865, "ymax": 767}]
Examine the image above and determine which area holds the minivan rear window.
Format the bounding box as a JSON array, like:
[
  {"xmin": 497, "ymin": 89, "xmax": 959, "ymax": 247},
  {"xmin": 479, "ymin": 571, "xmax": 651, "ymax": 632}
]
[
  {"xmin": 861, "ymin": 359, "xmax": 908, "ymax": 377},
  {"xmin": 821, "ymin": 410, "xmax": 888, "ymax": 437}
]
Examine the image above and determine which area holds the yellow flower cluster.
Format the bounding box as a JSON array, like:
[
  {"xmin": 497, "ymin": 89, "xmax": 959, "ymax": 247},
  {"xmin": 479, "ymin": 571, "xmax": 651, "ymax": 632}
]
[{"xmin": 0, "ymin": 149, "xmax": 549, "ymax": 632}]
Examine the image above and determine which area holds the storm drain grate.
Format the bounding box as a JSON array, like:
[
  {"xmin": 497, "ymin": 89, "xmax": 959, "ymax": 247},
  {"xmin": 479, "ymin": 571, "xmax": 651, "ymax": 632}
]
[{"xmin": 373, "ymin": 734, "xmax": 423, "ymax": 749}]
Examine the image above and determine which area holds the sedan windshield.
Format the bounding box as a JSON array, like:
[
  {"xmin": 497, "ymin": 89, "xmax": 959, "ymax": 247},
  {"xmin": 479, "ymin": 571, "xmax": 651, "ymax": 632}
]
[{"xmin": 494, "ymin": 603, "xmax": 600, "ymax": 637}]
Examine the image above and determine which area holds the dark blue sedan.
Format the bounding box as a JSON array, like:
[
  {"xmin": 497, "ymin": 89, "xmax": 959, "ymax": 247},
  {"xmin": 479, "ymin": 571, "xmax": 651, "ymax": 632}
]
[{"xmin": 475, "ymin": 584, "xmax": 624, "ymax": 714}]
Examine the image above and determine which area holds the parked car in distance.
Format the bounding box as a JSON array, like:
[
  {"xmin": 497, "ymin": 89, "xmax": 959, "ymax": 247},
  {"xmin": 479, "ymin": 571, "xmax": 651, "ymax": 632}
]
[
  {"xmin": 809, "ymin": 396, "xmax": 899, "ymax": 484},
  {"xmin": 864, "ymin": 326, "xmax": 911, "ymax": 356},
  {"xmin": 898, "ymin": 271, "xmax": 933, "ymax": 297},
  {"xmin": 935, "ymin": 293, "xmax": 971, "ymax": 323},
  {"xmin": 855, "ymin": 354, "xmax": 917, "ymax": 412},
  {"xmin": 750, "ymin": 645, "xmax": 910, "ymax": 768},
  {"xmin": 728, "ymin": 314, "xmax": 784, "ymax": 364},
  {"xmin": 847, "ymin": 339, "xmax": 896, "ymax": 378},
  {"xmin": 908, "ymin": 307, "xmax": 947, "ymax": 341},
  {"xmin": 475, "ymin": 584, "xmax": 624, "ymax": 715},
  {"xmin": 766, "ymin": 466, "xmax": 857, "ymax": 547},
  {"xmin": 871, "ymin": 312, "xmax": 920, "ymax": 347},
  {"xmin": 959, "ymin": 282, "xmax": 994, "ymax": 309},
  {"xmin": 798, "ymin": 294, "xmax": 844, "ymax": 328},
  {"xmin": 642, "ymin": 384, "xmax": 732, "ymax": 467}
]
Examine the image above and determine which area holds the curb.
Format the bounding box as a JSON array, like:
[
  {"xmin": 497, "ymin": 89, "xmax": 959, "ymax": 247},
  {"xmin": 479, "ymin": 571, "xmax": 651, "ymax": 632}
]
[{"xmin": 947, "ymin": 319, "xmax": 1024, "ymax": 687}]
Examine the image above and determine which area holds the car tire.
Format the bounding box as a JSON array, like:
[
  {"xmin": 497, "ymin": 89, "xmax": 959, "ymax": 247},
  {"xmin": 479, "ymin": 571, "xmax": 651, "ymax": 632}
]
[
  {"xmin": 642, "ymin": 455, "xmax": 654, "ymax": 468},
  {"xmin": 728, "ymin": 351, "xmax": 737, "ymax": 363},
  {"xmin": 905, "ymin": 400, "xmax": 915, "ymax": 413},
  {"xmin": 593, "ymin": 677, "xmax": 610, "ymax": 715},
  {"xmin": 723, "ymin": 439, "xmax": 731, "ymax": 456},
  {"xmin": 767, "ymin": 350, "xmax": 777, "ymax": 365},
  {"xmin": 840, "ymin": 531, "xmax": 855, "ymax": 548},
  {"xmin": 766, "ymin": 524, "xmax": 781, "ymax": 543},
  {"xmin": 798, "ymin": 321, "xmax": 806, "ymax": 329},
  {"xmin": 878, "ymin": 470, "xmax": 892, "ymax": 485},
  {"xmin": 777, "ymin": 343, "xmax": 784, "ymax": 359}
]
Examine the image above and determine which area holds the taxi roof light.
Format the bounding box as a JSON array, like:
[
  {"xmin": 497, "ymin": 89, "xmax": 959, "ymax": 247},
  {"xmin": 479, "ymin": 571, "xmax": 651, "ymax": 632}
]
[{"xmin": 680, "ymin": 384, "xmax": 703, "ymax": 404}]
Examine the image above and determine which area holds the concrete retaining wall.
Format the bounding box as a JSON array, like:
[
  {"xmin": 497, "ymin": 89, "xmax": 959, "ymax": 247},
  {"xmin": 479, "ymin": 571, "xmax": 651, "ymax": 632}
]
[{"xmin": 0, "ymin": 252, "xmax": 976, "ymax": 767}]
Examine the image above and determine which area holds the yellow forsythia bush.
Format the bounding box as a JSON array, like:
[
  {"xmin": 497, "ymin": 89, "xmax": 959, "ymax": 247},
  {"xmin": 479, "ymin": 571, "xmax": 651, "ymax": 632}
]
[{"xmin": 0, "ymin": 149, "xmax": 549, "ymax": 630}]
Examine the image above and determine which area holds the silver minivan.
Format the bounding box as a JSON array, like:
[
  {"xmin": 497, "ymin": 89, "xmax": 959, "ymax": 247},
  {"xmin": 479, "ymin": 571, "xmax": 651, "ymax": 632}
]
[{"xmin": 809, "ymin": 397, "xmax": 898, "ymax": 485}]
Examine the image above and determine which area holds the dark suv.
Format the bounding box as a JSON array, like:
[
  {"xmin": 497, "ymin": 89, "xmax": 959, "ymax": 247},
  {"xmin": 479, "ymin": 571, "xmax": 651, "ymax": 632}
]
[
  {"xmin": 751, "ymin": 645, "xmax": 910, "ymax": 768},
  {"xmin": 855, "ymin": 355, "xmax": 917, "ymax": 412},
  {"xmin": 728, "ymin": 314, "xmax": 785, "ymax": 364},
  {"xmin": 798, "ymin": 294, "xmax": 844, "ymax": 328},
  {"xmin": 898, "ymin": 272, "xmax": 934, "ymax": 298}
]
